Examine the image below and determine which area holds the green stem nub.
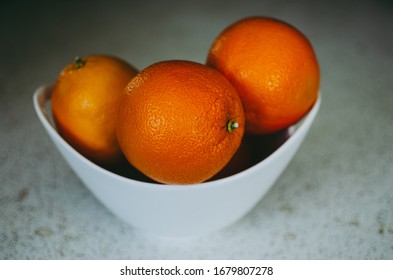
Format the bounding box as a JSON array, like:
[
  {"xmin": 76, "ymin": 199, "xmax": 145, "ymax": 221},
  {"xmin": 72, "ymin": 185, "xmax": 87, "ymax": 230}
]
[
  {"xmin": 227, "ymin": 120, "xmax": 239, "ymax": 133},
  {"xmin": 74, "ymin": 56, "xmax": 86, "ymax": 69}
]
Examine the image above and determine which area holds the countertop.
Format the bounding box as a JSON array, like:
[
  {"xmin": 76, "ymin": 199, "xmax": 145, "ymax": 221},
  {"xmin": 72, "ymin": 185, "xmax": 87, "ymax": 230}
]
[{"xmin": 1, "ymin": 0, "xmax": 392, "ymax": 259}]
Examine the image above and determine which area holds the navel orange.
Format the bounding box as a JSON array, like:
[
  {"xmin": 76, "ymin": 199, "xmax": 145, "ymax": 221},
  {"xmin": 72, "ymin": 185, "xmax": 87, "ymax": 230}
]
[
  {"xmin": 116, "ymin": 60, "xmax": 245, "ymax": 184},
  {"xmin": 207, "ymin": 16, "xmax": 320, "ymax": 134},
  {"xmin": 51, "ymin": 55, "xmax": 138, "ymax": 166}
]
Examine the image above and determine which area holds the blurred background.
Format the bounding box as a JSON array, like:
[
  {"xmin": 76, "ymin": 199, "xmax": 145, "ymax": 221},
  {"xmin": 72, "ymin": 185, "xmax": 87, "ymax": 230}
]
[{"xmin": 1, "ymin": 0, "xmax": 392, "ymax": 259}]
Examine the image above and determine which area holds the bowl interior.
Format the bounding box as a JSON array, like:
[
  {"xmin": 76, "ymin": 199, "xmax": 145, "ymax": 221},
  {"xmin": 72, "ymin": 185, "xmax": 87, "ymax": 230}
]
[{"xmin": 33, "ymin": 85, "xmax": 321, "ymax": 189}]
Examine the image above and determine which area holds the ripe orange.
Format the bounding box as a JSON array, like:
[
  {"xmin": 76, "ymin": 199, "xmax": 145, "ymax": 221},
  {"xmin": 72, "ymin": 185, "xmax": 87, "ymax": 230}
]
[
  {"xmin": 207, "ymin": 16, "xmax": 320, "ymax": 134},
  {"xmin": 212, "ymin": 129, "xmax": 290, "ymax": 180},
  {"xmin": 116, "ymin": 60, "xmax": 245, "ymax": 185},
  {"xmin": 210, "ymin": 137, "xmax": 252, "ymax": 180},
  {"xmin": 51, "ymin": 55, "xmax": 138, "ymax": 166}
]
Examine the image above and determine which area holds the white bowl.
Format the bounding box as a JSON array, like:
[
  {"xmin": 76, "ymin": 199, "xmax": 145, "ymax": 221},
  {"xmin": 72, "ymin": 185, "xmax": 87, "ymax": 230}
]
[{"xmin": 33, "ymin": 85, "xmax": 320, "ymax": 238}]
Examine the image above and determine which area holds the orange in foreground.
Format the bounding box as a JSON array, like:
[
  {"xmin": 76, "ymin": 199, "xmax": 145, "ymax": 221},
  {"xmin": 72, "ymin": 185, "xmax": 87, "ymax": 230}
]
[
  {"xmin": 207, "ymin": 16, "xmax": 320, "ymax": 134},
  {"xmin": 51, "ymin": 55, "xmax": 139, "ymax": 166},
  {"xmin": 116, "ymin": 60, "xmax": 245, "ymax": 184}
]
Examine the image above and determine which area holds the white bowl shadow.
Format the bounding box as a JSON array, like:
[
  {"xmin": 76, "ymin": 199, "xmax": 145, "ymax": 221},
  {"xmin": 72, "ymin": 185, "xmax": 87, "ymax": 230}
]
[{"xmin": 33, "ymin": 85, "xmax": 321, "ymax": 238}]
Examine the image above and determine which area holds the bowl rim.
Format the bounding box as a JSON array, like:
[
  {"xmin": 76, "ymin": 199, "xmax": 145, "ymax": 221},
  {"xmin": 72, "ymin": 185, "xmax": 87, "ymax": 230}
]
[{"xmin": 33, "ymin": 85, "xmax": 321, "ymax": 191}]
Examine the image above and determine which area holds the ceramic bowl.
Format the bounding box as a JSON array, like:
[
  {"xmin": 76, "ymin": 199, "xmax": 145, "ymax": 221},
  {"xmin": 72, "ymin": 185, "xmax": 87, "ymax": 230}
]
[{"xmin": 33, "ymin": 85, "xmax": 320, "ymax": 238}]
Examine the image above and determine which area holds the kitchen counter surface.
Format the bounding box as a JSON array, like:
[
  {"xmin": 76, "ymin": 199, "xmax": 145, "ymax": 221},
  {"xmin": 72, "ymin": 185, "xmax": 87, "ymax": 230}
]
[{"xmin": 1, "ymin": 0, "xmax": 392, "ymax": 259}]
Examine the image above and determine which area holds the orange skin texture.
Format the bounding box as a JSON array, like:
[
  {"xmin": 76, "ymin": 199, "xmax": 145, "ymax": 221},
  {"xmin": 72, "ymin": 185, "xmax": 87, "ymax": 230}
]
[
  {"xmin": 51, "ymin": 55, "xmax": 139, "ymax": 166},
  {"xmin": 207, "ymin": 16, "xmax": 320, "ymax": 134},
  {"xmin": 116, "ymin": 60, "xmax": 245, "ymax": 185}
]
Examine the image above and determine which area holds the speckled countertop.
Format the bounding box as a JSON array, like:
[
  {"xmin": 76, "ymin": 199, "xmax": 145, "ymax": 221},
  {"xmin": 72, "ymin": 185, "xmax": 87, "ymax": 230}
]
[{"xmin": 1, "ymin": 0, "xmax": 392, "ymax": 259}]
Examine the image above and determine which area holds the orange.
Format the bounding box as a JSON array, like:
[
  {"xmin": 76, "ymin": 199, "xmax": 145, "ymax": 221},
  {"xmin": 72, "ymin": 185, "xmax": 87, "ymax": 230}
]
[
  {"xmin": 51, "ymin": 55, "xmax": 138, "ymax": 166},
  {"xmin": 210, "ymin": 137, "xmax": 252, "ymax": 180},
  {"xmin": 207, "ymin": 16, "xmax": 320, "ymax": 134},
  {"xmin": 116, "ymin": 60, "xmax": 245, "ymax": 185},
  {"xmin": 212, "ymin": 128, "xmax": 290, "ymax": 180}
]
